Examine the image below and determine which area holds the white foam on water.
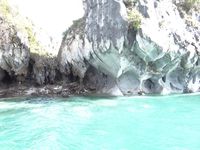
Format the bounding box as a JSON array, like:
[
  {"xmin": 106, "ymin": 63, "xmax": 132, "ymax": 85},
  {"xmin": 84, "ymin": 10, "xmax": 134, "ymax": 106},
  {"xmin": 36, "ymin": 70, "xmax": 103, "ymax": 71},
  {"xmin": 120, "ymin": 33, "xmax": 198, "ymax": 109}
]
[
  {"xmin": 72, "ymin": 106, "xmax": 92, "ymax": 119},
  {"xmin": 95, "ymin": 100, "xmax": 118, "ymax": 107}
]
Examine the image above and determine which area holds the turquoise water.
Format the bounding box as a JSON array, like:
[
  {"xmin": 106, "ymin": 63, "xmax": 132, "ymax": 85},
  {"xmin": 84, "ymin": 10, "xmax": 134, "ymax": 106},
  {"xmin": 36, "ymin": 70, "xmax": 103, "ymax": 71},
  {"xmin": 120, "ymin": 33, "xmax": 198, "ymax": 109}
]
[{"xmin": 0, "ymin": 94, "xmax": 200, "ymax": 150}]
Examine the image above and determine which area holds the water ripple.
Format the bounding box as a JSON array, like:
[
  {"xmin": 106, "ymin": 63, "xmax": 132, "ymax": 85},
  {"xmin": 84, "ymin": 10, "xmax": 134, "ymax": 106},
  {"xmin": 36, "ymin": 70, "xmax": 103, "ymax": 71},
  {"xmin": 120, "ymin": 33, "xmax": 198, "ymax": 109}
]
[{"xmin": 0, "ymin": 95, "xmax": 200, "ymax": 150}]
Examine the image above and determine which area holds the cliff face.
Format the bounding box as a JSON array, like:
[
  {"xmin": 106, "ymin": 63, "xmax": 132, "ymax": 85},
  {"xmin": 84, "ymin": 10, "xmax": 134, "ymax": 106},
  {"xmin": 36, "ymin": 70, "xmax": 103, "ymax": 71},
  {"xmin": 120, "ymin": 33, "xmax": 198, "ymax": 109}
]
[
  {"xmin": 0, "ymin": 0, "xmax": 200, "ymax": 96},
  {"xmin": 0, "ymin": 16, "xmax": 30, "ymax": 82},
  {"xmin": 0, "ymin": 0, "xmax": 59, "ymax": 86},
  {"xmin": 58, "ymin": 0, "xmax": 200, "ymax": 95}
]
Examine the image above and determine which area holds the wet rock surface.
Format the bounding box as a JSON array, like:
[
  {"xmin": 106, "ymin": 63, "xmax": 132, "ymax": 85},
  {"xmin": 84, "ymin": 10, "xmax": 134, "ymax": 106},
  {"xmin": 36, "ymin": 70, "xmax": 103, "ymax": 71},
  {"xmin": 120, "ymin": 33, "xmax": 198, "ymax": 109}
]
[{"xmin": 0, "ymin": 82, "xmax": 90, "ymax": 98}]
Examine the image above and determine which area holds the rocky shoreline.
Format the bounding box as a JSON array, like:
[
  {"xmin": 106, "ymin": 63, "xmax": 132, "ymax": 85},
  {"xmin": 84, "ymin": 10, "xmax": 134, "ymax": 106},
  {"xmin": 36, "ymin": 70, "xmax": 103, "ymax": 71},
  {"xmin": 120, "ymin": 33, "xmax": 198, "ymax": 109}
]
[{"xmin": 0, "ymin": 82, "xmax": 92, "ymax": 98}]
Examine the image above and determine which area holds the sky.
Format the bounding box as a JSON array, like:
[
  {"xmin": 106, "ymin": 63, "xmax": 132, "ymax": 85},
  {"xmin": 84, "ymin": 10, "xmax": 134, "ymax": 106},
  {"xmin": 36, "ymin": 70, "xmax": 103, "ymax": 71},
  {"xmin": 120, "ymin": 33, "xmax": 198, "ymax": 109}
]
[{"xmin": 9, "ymin": 0, "xmax": 84, "ymax": 39}]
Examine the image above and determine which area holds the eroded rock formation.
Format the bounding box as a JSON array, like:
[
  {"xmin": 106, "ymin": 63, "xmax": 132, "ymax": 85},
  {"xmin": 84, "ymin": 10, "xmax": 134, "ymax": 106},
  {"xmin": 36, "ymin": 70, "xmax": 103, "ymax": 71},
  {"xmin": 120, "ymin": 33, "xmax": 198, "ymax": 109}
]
[
  {"xmin": 58, "ymin": 0, "xmax": 200, "ymax": 95},
  {"xmin": 0, "ymin": 16, "xmax": 30, "ymax": 81},
  {"xmin": 0, "ymin": 0, "xmax": 200, "ymax": 97},
  {"xmin": 0, "ymin": 0, "xmax": 60, "ymax": 87}
]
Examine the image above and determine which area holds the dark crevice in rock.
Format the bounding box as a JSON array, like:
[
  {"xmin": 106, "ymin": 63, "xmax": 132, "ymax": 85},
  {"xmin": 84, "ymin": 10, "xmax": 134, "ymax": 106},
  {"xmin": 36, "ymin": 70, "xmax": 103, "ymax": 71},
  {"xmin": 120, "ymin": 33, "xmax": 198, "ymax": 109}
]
[
  {"xmin": 126, "ymin": 27, "xmax": 137, "ymax": 48},
  {"xmin": 143, "ymin": 78, "xmax": 163, "ymax": 94},
  {"xmin": 162, "ymin": 76, "xmax": 166, "ymax": 83},
  {"xmin": 138, "ymin": 5, "xmax": 149, "ymax": 18},
  {"xmin": 144, "ymin": 79, "xmax": 155, "ymax": 91},
  {"xmin": 83, "ymin": 65, "xmax": 115, "ymax": 92},
  {"xmin": 1, "ymin": 70, "xmax": 12, "ymax": 85}
]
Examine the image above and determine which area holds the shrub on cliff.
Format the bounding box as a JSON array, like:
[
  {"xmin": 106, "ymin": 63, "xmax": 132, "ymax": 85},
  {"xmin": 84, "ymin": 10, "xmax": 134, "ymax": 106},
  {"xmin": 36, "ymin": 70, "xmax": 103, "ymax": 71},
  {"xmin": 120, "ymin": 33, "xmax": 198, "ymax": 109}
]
[
  {"xmin": 0, "ymin": 0, "xmax": 11, "ymax": 18},
  {"xmin": 62, "ymin": 17, "xmax": 85, "ymax": 41},
  {"xmin": 181, "ymin": 0, "xmax": 200, "ymax": 12},
  {"xmin": 127, "ymin": 9, "xmax": 142, "ymax": 30}
]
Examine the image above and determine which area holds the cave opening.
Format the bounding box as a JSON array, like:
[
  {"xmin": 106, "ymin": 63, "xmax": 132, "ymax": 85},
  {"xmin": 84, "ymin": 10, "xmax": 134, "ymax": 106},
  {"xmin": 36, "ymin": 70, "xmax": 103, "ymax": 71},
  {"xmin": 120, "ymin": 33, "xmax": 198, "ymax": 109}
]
[{"xmin": 1, "ymin": 71, "xmax": 12, "ymax": 85}]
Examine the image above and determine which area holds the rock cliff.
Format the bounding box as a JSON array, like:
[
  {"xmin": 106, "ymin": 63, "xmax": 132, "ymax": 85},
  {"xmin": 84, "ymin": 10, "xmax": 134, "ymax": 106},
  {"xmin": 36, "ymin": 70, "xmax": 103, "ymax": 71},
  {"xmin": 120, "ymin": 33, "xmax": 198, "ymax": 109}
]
[
  {"xmin": 0, "ymin": 16, "xmax": 30, "ymax": 82},
  {"xmin": 0, "ymin": 0, "xmax": 200, "ymax": 97},
  {"xmin": 58, "ymin": 0, "xmax": 200, "ymax": 95},
  {"xmin": 0, "ymin": 0, "xmax": 59, "ymax": 86}
]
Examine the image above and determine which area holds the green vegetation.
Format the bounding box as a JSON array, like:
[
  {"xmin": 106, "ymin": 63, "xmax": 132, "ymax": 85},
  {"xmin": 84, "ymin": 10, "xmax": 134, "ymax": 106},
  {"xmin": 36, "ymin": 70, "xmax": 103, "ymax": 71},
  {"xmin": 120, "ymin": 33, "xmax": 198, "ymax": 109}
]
[
  {"xmin": 25, "ymin": 26, "xmax": 47, "ymax": 56},
  {"xmin": 0, "ymin": 0, "xmax": 12, "ymax": 19},
  {"xmin": 127, "ymin": 9, "xmax": 142, "ymax": 30},
  {"xmin": 182, "ymin": 0, "xmax": 200, "ymax": 12},
  {"xmin": 0, "ymin": 0, "xmax": 50, "ymax": 56},
  {"xmin": 62, "ymin": 17, "xmax": 85, "ymax": 40}
]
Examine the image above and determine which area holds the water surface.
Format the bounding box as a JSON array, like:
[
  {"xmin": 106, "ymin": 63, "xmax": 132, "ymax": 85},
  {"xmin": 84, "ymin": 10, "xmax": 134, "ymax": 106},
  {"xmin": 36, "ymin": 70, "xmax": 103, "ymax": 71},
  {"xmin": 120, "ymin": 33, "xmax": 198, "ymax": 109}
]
[{"xmin": 0, "ymin": 94, "xmax": 200, "ymax": 150}]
